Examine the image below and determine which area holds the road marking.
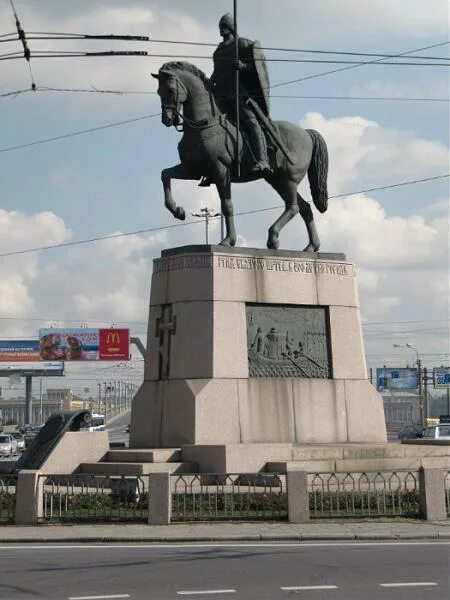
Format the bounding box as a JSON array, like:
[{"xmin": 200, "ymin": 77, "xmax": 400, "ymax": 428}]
[
  {"xmin": 68, "ymin": 595, "xmax": 131, "ymax": 600},
  {"xmin": 177, "ymin": 591, "xmax": 236, "ymax": 596},
  {"xmin": 281, "ymin": 585, "xmax": 338, "ymax": 591},
  {"xmin": 379, "ymin": 582, "xmax": 438, "ymax": 588},
  {"xmin": 0, "ymin": 541, "xmax": 449, "ymax": 550}
]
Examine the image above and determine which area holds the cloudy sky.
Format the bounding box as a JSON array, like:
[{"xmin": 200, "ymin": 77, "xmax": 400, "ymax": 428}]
[{"xmin": 0, "ymin": 0, "xmax": 448, "ymax": 397}]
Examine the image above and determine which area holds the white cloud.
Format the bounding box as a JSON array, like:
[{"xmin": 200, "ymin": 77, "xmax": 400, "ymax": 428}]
[{"xmin": 301, "ymin": 112, "xmax": 449, "ymax": 194}]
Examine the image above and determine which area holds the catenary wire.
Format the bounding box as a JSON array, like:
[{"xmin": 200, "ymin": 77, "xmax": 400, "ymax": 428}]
[
  {"xmin": 270, "ymin": 40, "xmax": 450, "ymax": 89},
  {"xmin": 0, "ymin": 112, "xmax": 161, "ymax": 153},
  {"xmin": 2, "ymin": 85, "xmax": 448, "ymax": 103},
  {"xmin": 0, "ymin": 50, "xmax": 449, "ymax": 66},
  {"xmin": 0, "ymin": 174, "xmax": 447, "ymax": 259},
  {"xmin": 9, "ymin": 32, "xmax": 450, "ymax": 61}
]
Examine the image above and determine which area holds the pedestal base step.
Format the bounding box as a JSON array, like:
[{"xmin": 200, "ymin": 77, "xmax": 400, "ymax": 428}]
[
  {"xmin": 105, "ymin": 448, "xmax": 181, "ymax": 463},
  {"xmin": 78, "ymin": 461, "xmax": 196, "ymax": 475}
]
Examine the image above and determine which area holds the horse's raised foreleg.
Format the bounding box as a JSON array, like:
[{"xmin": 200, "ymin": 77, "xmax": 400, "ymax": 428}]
[
  {"xmin": 215, "ymin": 173, "xmax": 236, "ymax": 247},
  {"xmin": 161, "ymin": 163, "xmax": 199, "ymax": 221},
  {"xmin": 297, "ymin": 193, "xmax": 320, "ymax": 252},
  {"xmin": 265, "ymin": 177, "xmax": 299, "ymax": 250}
]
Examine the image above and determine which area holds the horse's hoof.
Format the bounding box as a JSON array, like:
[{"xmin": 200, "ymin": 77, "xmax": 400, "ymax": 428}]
[
  {"xmin": 219, "ymin": 237, "xmax": 232, "ymax": 247},
  {"xmin": 302, "ymin": 243, "xmax": 319, "ymax": 252},
  {"xmin": 175, "ymin": 207, "xmax": 185, "ymax": 220},
  {"xmin": 267, "ymin": 236, "xmax": 279, "ymax": 250}
]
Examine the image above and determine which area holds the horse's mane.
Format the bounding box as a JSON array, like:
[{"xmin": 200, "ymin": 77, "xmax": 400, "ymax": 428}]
[{"xmin": 161, "ymin": 61, "xmax": 209, "ymax": 84}]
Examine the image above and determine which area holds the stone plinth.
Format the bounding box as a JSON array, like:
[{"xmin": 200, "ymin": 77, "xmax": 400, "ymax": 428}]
[{"xmin": 130, "ymin": 245, "xmax": 386, "ymax": 453}]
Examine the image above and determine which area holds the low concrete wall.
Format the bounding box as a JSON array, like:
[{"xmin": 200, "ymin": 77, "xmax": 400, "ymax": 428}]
[{"xmin": 39, "ymin": 431, "xmax": 109, "ymax": 474}]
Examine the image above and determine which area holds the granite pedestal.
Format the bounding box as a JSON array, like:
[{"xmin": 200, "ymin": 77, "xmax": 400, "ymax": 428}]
[{"xmin": 130, "ymin": 245, "xmax": 387, "ymax": 470}]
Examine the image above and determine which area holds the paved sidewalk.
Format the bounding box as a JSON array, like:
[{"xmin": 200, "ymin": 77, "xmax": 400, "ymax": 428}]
[{"xmin": 0, "ymin": 520, "xmax": 449, "ymax": 542}]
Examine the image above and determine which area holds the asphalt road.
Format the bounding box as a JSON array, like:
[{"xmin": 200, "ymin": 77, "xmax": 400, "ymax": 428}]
[
  {"xmin": 0, "ymin": 541, "xmax": 448, "ymax": 600},
  {"xmin": 106, "ymin": 411, "xmax": 131, "ymax": 445}
]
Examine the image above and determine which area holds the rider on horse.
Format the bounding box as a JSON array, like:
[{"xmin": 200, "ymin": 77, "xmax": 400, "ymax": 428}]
[{"xmin": 200, "ymin": 13, "xmax": 271, "ymax": 186}]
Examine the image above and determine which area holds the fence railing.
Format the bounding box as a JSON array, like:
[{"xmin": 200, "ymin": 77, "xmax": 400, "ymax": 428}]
[
  {"xmin": 171, "ymin": 473, "xmax": 287, "ymax": 521},
  {"xmin": 309, "ymin": 471, "xmax": 421, "ymax": 519},
  {"xmin": 41, "ymin": 474, "xmax": 148, "ymax": 522},
  {"xmin": 445, "ymin": 471, "xmax": 450, "ymax": 517},
  {"xmin": 0, "ymin": 475, "xmax": 17, "ymax": 523}
]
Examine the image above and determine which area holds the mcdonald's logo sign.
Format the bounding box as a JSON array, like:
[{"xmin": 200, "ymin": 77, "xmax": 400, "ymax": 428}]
[{"xmin": 99, "ymin": 328, "xmax": 130, "ymax": 361}]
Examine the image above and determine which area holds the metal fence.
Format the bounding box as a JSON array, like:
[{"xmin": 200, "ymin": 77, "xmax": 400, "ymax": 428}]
[
  {"xmin": 41, "ymin": 474, "xmax": 148, "ymax": 522},
  {"xmin": 309, "ymin": 471, "xmax": 421, "ymax": 519},
  {"xmin": 445, "ymin": 471, "xmax": 450, "ymax": 517},
  {"xmin": 171, "ymin": 473, "xmax": 287, "ymax": 521},
  {"xmin": 0, "ymin": 475, "xmax": 17, "ymax": 523}
]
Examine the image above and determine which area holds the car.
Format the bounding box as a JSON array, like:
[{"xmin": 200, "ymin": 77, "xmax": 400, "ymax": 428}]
[
  {"xmin": 9, "ymin": 432, "xmax": 25, "ymax": 451},
  {"xmin": 0, "ymin": 434, "xmax": 17, "ymax": 457},
  {"xmin": 398, "ymin": 424, "xmax": 423, "ymax": 440},
  {"xmin": 421, "ymin": 424, "xmax": 450, "ymax": 441}
]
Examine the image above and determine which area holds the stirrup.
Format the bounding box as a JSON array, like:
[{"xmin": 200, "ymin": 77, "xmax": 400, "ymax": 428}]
[{"xmin": 198, "ymin": 176, "xmax": 212, "ymax": 187}]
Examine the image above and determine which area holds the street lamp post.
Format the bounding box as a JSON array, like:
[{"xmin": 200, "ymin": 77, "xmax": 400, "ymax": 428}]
[
  {"xmin": 191, "ymin": 207, "xmax": 220, "ymax": 244},
  {"xmin": 393, "ymin": 343, "xmax": 424, "ymax": 424}
]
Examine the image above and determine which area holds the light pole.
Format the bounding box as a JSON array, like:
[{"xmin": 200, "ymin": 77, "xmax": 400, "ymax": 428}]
[
  {"xmin": 393, "ymin": 343, "xmax": 424, "ymax": 424},
  {"xmin": 191, "ymin": 207, "xmax": 220, "ymax": 244}
]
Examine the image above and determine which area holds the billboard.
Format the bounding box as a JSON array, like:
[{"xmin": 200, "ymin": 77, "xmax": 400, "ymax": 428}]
[
  {"xmin": 99, "ymin": 329, "xmax": 130, "ymax": 361},
  {"xmin": 376, "ymin": 367, "xmax": 419, "ymax": 391},
  {"xmin": 38, "ymin": 328, "xmax": 129, "ymax": 361},
  {"xmin": 434, "ymin": 367, "xmax": 450, "ymax": 389},
  {"xmin": 0, "ymin": 340, "xmax": 40, "ymax": 362}
]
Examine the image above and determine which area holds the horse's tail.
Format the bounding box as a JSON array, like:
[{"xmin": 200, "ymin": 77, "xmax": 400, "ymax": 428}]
[{"xmin": 306, "ymin": 129, "xmax": 329, "ymax": 213}]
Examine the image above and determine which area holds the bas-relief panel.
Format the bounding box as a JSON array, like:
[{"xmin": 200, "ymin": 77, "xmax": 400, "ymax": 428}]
[{"xmin": 246, "ymin": 304, "xmax": 331, "ymax": 378}]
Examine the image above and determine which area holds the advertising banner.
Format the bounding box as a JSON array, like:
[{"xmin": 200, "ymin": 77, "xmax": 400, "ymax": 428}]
[
  {"xmin": 376, "ymin": 367, "xmax": 419, "ymax": 391},
  {"xmin": 434, "ymin": 367, "xmax": 450, "ymax": 389},
  {"xmin": 39, "ymin": 328, "xmax": 99, "ymax": 361},
  {"xmin": 99, "ymin": 328, "xmax": 130, "ymax": 360},
  {"xmin": 0, "ymin": 340, "xmax": 40, "ymax": 362},
  {"xmin": 38, "ymin": 328, "xmax": 130, "ymax": 361}
]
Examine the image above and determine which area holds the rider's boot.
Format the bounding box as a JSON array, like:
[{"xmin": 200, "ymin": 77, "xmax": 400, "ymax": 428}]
[{"xmin": 246, "ymin": 121, "xmax": 272, "ymax": 175}]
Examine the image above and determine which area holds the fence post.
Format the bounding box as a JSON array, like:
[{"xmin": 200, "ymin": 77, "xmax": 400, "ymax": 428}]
[
  {"xmin": 287, "ymin": 470, "xmax": 309, "ymax": 523},
  {"xmin": 419, "ymin": 467, "xmax": 446, "ymax": 520},
  {"xmin": 15, "ymin": 470, "xmax": 44, "ymax": 525},
  {"xmin": 148, "ymin": 471, "xmax": 171, "ymax": 525}
]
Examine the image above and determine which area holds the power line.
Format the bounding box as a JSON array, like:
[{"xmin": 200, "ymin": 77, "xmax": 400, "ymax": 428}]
[
  {"xmin": 0, "ymin": 49, "xmax": 449, "ymax": 66},
  {"xmin": 0, "ymin": 112, "xmax": 161, "ymax": 153},
  {"xmin": 7, "ymin": 32, "xmax": 450, "ymax": 62},
  {"xmin": 270, "ymin": 40, "xmax": 450, "ymax": 89},
  {"xmin": 3, "ymin": 85, "xmax": 448, "ymax": 103},
  {"xmin": 8, "ymin": 0, "xmax": 35, "ymax": 91},
  {"xmin": 0, "ymin": 173, "xmax": 447, "ymax": 259}
]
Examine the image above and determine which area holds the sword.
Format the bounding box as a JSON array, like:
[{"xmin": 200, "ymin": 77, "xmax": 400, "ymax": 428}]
[{"xmin": 246, "ymin": 97, "xmax": 295, "ymax": 165}]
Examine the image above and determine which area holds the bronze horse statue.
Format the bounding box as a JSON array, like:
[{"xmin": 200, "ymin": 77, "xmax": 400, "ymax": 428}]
[{"xmin": 152, "ymin": 61, "xmax": 329, "ymax": 251}]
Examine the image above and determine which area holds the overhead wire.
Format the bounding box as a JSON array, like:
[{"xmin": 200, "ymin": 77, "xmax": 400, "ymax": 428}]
[
  {"xmin": 0, "ymin": 50, "xmax": 449, "ymax": 66},
  {"xmin": 2, "ymin": 86, "xmax": 449, "ymax": 103},
  {"xmin": 0, "ymin": 173, "xmax": 447, "ymax": 259},
  {"xmin": 0, "ymin": 112, "xmax": 161, "ymax": 153},
  {"xmin": 270, "ymin": 40, "xmax": 450, "ymax": 89}
]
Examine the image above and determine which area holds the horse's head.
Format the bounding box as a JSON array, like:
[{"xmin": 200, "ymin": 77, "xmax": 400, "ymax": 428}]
[{"xmin": 152, "ymin": 69, "xmax": 188, "ymax": 128}]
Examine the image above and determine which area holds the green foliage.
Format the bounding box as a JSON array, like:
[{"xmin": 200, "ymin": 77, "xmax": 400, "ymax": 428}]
[
  {"xmin": 44, "ymin": 491, "xmax": 149, "ymax": 522},
  {"xmin": 172, "ymin": 491, "xmax": 288, "ymax": 521},
  {"xmin": 309, "ymin": 490, "xmax": 421, "ymax": 518}
]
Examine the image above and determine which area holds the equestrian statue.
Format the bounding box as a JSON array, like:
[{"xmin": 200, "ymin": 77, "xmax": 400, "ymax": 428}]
[{"xmin": 152, "ymin": 13, "xmax": 329, "ymax": 251}]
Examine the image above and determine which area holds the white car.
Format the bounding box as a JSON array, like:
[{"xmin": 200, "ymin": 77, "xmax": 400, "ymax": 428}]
[
  {"xmin": 421, "ymin": 424, "xmax": 450, "ymax": 440},
  {"xmin": 0, "ymin": 434, "xmax": 18, "ymax": 456},
  {"xmin": 9, "ymin": 432, "xmax": 25, "ymax": 451}
]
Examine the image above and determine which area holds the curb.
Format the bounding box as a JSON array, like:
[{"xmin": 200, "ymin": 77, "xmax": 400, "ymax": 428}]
[{"xmin": 0, "ymin": 533, "xmax": 447, "ymax": 543}]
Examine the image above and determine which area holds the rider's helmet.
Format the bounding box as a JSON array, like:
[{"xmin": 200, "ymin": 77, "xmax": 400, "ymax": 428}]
[{"xmin": 219, "ymin": 13, "xmax": 234, "ymax": 35}]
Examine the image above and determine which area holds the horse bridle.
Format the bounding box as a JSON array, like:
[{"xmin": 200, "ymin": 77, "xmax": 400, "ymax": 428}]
[
  {"xmin": 161, "ymin": 74, "xmax": 188, "ymax": 132},
  {"xmin": 163, "ymin": 72, "xmax": 218, "ymax": 132}
]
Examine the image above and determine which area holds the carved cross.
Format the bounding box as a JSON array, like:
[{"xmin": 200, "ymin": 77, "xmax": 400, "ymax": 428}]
[{"xmin": 155, "ymin": 304, "xmax": 177, "ymax": 379}]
